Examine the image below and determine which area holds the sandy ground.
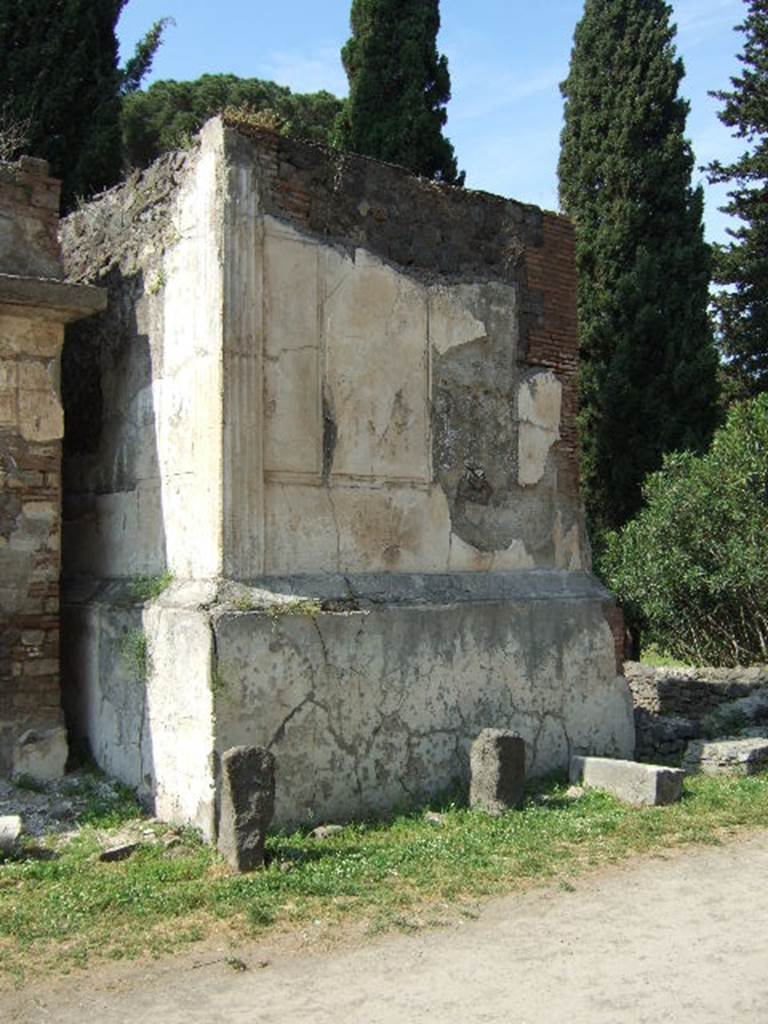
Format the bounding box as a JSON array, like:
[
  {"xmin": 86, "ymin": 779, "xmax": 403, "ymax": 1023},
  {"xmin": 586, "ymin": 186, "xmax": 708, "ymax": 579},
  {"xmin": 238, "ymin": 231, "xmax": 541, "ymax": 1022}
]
[{"xmin": 7, "ymin": 830, "xmax": 768, "ymax": 1024}]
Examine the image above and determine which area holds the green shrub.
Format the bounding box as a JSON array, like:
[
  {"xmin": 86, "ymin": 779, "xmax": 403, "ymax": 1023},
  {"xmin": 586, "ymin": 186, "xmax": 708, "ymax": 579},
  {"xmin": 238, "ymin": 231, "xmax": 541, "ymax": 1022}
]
[
  {"xmin": 121, "ymin": 74, "xmax": 343, "ymax": 168},
  {"xmin": 603, "ymin": 395, "xmax": 768, "ymax": 666}
]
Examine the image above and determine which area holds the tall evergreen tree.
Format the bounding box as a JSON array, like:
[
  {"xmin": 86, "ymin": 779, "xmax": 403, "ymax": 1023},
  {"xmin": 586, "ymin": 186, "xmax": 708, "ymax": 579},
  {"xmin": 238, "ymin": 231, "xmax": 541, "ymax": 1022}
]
[
  {"xmin": 337, "ymin": 0, "xmax": 463, "ymax": 184},
  {"xmin": 707, "ymin": 1, "xmax": 768, "ymax": 396},
  {"xmin": 558, "ymin": 0, "xmax": 720, "ymax": 535},
  {"xmin": 0, "ymin": 1, "xmax": 166, "ymax": 209}
]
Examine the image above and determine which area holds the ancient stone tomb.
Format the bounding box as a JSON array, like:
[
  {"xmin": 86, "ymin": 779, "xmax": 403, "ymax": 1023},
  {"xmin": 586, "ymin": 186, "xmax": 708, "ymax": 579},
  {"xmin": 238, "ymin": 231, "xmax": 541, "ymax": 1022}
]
[{"xmin": 59, "ymin": 118, "xmax": 634, "ymax": 835}]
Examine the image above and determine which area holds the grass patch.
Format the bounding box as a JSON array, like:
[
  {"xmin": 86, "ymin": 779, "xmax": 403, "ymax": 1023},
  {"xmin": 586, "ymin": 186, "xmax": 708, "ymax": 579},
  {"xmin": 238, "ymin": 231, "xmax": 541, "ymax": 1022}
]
[
  {"xmin": 118, "ymin": 629, "xmax": 149, "ymax": 682},
  {"xmin": 2, "ymin": 772, "xmax": 768, "ymax": 986},
  {"xmin": 266, "ymin": 598, "xmax": 322, "ymax": 624},
  {"xmin": 129, "ymin": 571, "xmax": 174, "ymax": 603},
  {"xmin": 640, "ymin": 645, "xmax": 692, "ymax": 669}
]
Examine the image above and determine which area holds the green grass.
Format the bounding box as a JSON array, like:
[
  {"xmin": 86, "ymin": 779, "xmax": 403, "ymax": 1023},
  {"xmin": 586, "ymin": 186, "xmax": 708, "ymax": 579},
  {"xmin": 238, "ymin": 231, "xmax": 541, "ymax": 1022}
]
[
  {"xmin": 128, "ymin": 571, "xmax": 174, "ymax": 603},
  {"xmin": 118, "ymin": 629, "xmax": 149, "ymax": 682},
  {"xmin": 640, "ymin": 645, "xmax": 692, "ymax": 669},
  {"xmin": 2, "ymin": 772, "xmax": 768, "ymax": 986}
]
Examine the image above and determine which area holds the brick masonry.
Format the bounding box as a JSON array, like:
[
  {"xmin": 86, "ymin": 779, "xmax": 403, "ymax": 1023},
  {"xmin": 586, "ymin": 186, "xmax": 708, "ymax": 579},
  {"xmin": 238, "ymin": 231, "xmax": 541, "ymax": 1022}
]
[
  {"xmin": 523, "ymin": 214, "xmax": 580, "ymax": 499},
  {"xmin": 0, "ymin": 158, "xmax": 104, "ymax": 776}
]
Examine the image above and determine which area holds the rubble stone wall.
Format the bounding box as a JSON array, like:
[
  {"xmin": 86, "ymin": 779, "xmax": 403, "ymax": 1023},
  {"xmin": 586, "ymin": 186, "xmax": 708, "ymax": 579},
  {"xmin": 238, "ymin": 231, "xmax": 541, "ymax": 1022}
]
[{"xmin": 625, "ymin": 662, "xmax": 768, "ymax": 763}]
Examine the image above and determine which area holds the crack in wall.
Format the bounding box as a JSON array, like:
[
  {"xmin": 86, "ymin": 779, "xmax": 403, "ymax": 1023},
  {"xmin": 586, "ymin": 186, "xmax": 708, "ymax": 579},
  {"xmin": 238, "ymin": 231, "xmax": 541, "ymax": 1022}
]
[{"xmin": 267, "ymin": 691, "xmax": 317, "ymax": 750}]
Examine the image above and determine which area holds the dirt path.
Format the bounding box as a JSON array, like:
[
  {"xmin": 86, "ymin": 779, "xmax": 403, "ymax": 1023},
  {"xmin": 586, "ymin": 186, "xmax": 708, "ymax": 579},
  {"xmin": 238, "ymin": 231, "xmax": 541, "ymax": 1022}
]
[{"xmin": 8, "ymin": 831, "xmax": 768, "ymax": 1023}]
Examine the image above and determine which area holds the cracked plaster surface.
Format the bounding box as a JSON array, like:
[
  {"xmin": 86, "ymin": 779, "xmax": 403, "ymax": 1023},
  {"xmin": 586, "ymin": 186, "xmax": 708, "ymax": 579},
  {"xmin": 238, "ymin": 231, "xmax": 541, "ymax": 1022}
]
[{"xmin": 212, "ymin": 598, "xmax": 634, "ymax": 829}]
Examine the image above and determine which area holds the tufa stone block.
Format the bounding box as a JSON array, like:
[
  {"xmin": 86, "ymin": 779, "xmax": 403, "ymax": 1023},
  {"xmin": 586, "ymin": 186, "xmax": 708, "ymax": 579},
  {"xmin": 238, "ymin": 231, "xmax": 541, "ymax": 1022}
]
[
  {"xmin": 470, "ymin": 730, "xmax": 526, "ymax": 814},
  {"xmin": 218, "ymin": 746, "xmax": 275, "ymax": 872},
  {"xmin": 570, "ymin": 755, "xmax": 684, "ymax": 807},
  {"xmin": 12, "ymin": 726, "xmax": 68, "ymax": 783}
]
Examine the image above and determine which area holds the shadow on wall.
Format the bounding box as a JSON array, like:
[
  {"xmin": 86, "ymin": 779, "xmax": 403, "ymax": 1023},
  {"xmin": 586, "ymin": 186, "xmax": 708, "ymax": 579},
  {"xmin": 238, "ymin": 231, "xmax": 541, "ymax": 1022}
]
[{"xmin": 59, "ymin": 268, "xmax": 167, "ymax": 799}]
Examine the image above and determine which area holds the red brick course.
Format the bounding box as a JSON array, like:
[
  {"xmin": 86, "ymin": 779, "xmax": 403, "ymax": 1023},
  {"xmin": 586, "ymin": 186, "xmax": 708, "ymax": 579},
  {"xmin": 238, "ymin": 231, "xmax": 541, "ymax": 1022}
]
[{"xmin": 522, "ymin": 213, "xmax": 581, "ymax": 498}]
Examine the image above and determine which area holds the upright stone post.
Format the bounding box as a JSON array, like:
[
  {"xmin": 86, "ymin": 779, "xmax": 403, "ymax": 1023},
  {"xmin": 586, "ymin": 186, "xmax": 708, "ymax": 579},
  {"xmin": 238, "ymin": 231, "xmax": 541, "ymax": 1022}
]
[
  {"xmin": 470, "ymin": 730, "xmax": 526, "ymax": 814},
  {"xmin": 0, "ymin": 157, "xmax": 105, "ymax": 780},
  {"xmin": 218, "ymin": 746, "xmax": 276, "ymax": 872}
]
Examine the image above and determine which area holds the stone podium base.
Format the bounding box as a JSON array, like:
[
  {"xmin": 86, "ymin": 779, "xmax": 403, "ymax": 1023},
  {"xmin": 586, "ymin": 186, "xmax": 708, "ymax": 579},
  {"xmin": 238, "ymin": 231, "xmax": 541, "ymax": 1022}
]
[{"xmin": 62, "ymin": 572, "xmax": 634, "ymax": 838}]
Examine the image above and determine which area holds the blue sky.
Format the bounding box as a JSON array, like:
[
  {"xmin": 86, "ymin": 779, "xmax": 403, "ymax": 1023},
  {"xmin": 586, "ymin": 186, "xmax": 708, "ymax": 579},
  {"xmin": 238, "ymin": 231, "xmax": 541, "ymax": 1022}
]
[{"xmin": 117, "ymin": 0, "xmax": 748, "ymax": 243}]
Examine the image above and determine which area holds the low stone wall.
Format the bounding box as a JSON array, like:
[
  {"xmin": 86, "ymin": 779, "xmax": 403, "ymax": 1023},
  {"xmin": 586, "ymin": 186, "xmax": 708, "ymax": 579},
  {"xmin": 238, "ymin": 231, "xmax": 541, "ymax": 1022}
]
[{"xmin": 625, "ymin": 663, "xmax": 768, "ymax": 763}]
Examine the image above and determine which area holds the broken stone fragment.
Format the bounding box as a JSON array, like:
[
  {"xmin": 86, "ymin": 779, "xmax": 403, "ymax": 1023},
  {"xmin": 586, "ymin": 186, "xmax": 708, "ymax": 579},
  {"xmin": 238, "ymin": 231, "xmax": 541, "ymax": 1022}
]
[
  {"xmin": 309, "ymin": 824, "xmax": 345, "ymax": 840},
  {"xmin": 683, "ymin": 736, "xmax": 768, "ymax": 777},
  {"xmin": 217, "ymin": 746, "xmax": 275, "ymax": 872},
  {"xmin": 470, "ymin": 730, "xmax": 526, "ymax": 815},
  {"xmin": 0, "ymin": 815, "xmax": 23, "ymax": 853},
  {"xmin": 12, "ymin": 726, "xmax": 68, "ymax": 783},
  {"xmin": 99, "ymin": 842, "xmax": 139, "ymax": 863},
  {"xmin": 424, "ymin": 812, "xmax": 447, "ymax": 827}
]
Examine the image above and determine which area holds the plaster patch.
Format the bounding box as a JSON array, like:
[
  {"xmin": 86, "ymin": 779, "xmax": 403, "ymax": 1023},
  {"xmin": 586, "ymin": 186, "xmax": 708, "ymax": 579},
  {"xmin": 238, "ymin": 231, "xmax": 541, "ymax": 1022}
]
[
  {"xmin": 553, "ymin": 511, "xmax": 584, "ymax": 571},
  {"xmin": 325, "ymin": 249, "xmax": 430, "ymax": 482},
  {"xmin": 492, "ymin": 540, "xmax": 537, "ymax": 571},
  {"xmin": 429, "ymin": 285, "xmax": 488, "ymax": 354},
  {"xmin": 518, "ymin": 371, "xmax": 561, "ymax": 487}
]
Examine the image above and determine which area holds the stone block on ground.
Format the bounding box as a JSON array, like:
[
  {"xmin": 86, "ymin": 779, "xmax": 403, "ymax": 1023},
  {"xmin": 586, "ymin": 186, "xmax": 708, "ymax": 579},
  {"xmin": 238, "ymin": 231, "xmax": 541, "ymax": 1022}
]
[
  {"xmin": 470, "ymin": 730, "xmax": 526, "ymax": 815},
  {"xmin": 570, "ymin": 755, "xmax": 684, "ymax": 807},
  {"xmin": 99, "ymin": 842, "xmax": 140, "ymax": 863},
  {"xmin": 12, "ymin": 726, "xmax": 68, "ymax": 783},
  {"xmin": 682, "ymin": 736, "xmax": 768, "ymax": 777},
  {"xmin": 218, "ymin": 746, "xmax": 275, "ymax": 872},
  {"xmin": 0, "ymin": 815, "xmax": 22, "ymax": 853}
]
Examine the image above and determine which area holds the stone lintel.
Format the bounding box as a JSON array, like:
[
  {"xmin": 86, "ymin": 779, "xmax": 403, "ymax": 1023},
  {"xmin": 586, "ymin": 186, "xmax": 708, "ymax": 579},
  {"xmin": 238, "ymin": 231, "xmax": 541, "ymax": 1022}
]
[{"xmin": 0, "ymin": 273, "xmax": 106, "ymax": 324}]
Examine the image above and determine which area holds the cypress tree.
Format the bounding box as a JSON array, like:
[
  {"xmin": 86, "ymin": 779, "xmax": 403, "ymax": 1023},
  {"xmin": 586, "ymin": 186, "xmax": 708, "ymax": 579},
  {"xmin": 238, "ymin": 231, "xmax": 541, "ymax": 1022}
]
[
  {"xmin": 559, "ymin": 0, "xmax": 720, "ymax": 535},
  {"xmin": 707, "ymin": 1, "xmax": 768, "ymax": 396},
  {"xmin": 337, "ymin": 0, "xmax": 463, "ymax": 184},
  {"xmin": 0, "ymin": 1, "xmax": 165, "ymax": 210},
  {"xmin": 0, "ymin": 0, "xmax": 123, "ymax": 208}
]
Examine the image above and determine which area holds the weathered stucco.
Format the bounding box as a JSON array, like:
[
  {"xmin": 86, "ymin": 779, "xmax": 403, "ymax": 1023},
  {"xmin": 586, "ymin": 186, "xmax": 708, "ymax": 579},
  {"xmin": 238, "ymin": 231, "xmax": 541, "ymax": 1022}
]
[
  {"xmin": 61, "ymin": 119, "xmax": 588, "ymax": 578},
  {"xmin": 63, "ymin": 575, "xmax": 633, "ymax": 835},
  {"xmin": 59, "ymin": 118, "xmax": 632, "ymax": 833}
]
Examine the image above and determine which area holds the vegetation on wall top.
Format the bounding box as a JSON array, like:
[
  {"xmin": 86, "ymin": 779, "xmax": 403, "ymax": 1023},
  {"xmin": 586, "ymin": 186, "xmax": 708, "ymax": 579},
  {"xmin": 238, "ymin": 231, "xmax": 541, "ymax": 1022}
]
[{"xmin": 122, "ymin": 74, "xmax": 344, "ymax": 168}]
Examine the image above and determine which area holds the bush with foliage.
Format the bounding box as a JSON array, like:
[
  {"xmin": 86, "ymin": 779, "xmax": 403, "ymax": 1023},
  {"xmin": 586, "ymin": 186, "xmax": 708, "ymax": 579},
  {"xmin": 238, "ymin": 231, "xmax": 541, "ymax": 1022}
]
[
  {"xmin": 122, "ymin": 74, "xmax": 343, "ymax": 168},
  {"xmin": 603, "ymin": 395, "xmax": 768, "ymax": 667}
]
